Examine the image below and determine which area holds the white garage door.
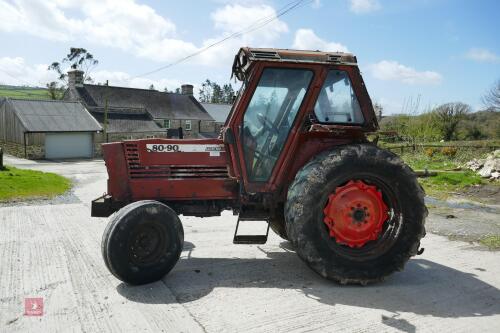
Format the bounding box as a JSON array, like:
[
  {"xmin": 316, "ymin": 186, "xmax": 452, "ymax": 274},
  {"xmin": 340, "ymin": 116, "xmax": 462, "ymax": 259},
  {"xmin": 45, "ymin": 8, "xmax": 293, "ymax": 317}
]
[{"xmin": 45, "ymin": 132, "xmax": 93, "ymax": 159}]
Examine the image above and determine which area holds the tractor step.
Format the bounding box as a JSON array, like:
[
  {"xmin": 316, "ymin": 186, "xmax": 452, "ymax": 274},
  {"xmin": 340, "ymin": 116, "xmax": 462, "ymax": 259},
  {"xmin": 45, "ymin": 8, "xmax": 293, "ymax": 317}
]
[{"xmin": 233, "ymin": 217, "xmax": 270, "ymax": 244}]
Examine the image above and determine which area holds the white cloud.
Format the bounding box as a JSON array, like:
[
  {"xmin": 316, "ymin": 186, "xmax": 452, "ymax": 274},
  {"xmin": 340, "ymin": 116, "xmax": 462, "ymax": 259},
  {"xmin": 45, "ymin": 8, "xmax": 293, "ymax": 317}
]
[
  {"xmin": 135, "ymin": 39, "xmax": 199, "ymax": 63},
  {"xmin": 465, "ymin": 48, "xmax": 499, "ymax": 63},
  {"xmin": 211, "ymin": 4, "xmax": 287, "ymax": 39},
  {"xmin": 349, "ymin": 0, "xmax": 380, "ymax": 14},
  {"xmin": 368, "ymin": 60, "xmax": 442, "ymax": 85},
  {"xmin": 292, "ymin": 29, "xmax": 348, "ymax": 52},
  {"xmin": 0, "ymin": 56, "xmax": 195, "ymax": 93},
  {"xmin": 0, "ymin": 1, "xmax": 289, "ymax": 67},
  {"xmin": 0, "ymin": 0, "xmax": 75, "ymax": 41},
  {"xmin": 191, "ymin": 4, "xmax": 288, "ymax": 66},
  {"xmin": 0, "ymin": 57, "xmax": 58, "ymax": 86},
  {"xmin": 0, "ymin": 0, "xmax": 179, "ymax": 54}
]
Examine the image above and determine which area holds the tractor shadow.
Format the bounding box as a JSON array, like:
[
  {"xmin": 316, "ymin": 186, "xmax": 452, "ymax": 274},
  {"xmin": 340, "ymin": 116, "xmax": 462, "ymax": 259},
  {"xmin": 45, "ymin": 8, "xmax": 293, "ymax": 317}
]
[{"xmin": 117, "ymin": 241, "xmax": 500, "ymax": 321}]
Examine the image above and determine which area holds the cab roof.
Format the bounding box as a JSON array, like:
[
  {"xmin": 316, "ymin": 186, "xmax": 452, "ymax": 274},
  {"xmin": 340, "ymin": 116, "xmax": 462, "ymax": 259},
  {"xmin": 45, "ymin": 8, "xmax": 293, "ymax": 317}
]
[{"xmin": 232, "ymin": 47, "xmax": 358, "ymax": 81}]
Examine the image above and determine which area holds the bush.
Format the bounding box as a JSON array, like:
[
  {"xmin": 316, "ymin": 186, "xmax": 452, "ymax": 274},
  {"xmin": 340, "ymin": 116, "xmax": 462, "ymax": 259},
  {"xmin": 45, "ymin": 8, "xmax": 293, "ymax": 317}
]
[
  {"xmin": 424, "ymin": 148, "xmax": 436, "ymax": 157},
  {"xmin": 380, "ymin": 112, "xmax": 442, "ymax": 144},
  {"xmin": 441, "ymin": 147, "xmax": 457, "ymax": 157},
  {"xmin": 462, "ymin": 124, "xmax": 486, "ymax": 140}
]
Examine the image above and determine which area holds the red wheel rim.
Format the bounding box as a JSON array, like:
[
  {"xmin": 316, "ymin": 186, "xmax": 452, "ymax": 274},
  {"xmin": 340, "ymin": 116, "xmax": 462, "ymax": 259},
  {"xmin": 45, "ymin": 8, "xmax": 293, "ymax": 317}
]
[{"xmin": 323, "ymin": 180, "xmax": 389, "ymax": 248}]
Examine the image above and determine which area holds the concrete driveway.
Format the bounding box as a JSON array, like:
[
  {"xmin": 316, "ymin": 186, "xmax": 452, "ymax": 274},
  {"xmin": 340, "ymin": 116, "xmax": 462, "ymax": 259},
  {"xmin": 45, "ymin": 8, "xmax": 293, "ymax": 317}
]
[{"xmin": 1, "ymin": 156, "xmax": 499, "ymax": 332}]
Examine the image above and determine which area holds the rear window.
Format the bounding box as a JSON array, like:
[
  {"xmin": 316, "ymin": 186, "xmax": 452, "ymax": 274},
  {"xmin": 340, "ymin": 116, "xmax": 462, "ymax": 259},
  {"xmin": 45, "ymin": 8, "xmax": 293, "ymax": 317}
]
[{"xmin": 314, "ymin": 70, "xmax": 364, "ymax": 124}]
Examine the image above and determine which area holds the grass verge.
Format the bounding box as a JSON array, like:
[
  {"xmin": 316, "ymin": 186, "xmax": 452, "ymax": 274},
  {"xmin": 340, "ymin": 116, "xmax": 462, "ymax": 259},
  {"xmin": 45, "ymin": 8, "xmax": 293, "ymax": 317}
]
[
  {"xmin": 394, "ymin": 147, "xmax": 497, "ymax": 199},
  {"xmin": 0, "ymin": 165, "xmax": 71, "ymax": 201},
  {"xmin": 417, "ymin": 171, "xmax": 484, "ymax": 199},
  {"xmin": 479, "ymin": 235, "xmax": 500, "ymax": 250}
]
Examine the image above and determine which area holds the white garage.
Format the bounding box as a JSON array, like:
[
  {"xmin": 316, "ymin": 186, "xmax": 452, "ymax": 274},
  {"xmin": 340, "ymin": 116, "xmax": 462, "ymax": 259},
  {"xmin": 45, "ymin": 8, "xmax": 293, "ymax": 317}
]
[
  {"xmin": 45, "ymin": 132, "xmax": 93, "ymax": 159},
  {"xmin": 0, "ymin": 98, "xmax": 101, "ymax": 160}
]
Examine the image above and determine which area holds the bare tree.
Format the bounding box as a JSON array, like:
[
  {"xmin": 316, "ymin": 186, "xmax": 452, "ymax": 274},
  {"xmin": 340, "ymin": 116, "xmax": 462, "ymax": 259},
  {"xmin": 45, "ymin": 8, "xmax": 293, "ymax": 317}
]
[
  {"xmin": 199, "ymin": 79, "xmax": 235, "ymax": 103},
  {"xmin": 482, "ymin": 79, "xmax": 500, "ymax": 111},
  {"xmin": 199, "ymin": 79, "xmax": 213, "ymax": 103},
  {"xmin": 48, "ymin": 48, "xmax": 98, "ymax": 85},
  {"xmin": 433, "ymin": 102, "xmax": 470, "ymax": 141}
]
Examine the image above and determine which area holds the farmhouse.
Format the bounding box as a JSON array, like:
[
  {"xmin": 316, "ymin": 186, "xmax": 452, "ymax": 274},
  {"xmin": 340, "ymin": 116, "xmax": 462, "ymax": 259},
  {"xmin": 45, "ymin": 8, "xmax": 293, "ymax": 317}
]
[
  {"xmin": 0, "ymin": 71, "xmax": 221, "ymax": 160},
  {"xmin": 0, "ymin": 98, "xmax": 101, "ymax": 159},
  {"xmin": 64, "ymin": 70, "xmax": 216, "ymax": 140}
]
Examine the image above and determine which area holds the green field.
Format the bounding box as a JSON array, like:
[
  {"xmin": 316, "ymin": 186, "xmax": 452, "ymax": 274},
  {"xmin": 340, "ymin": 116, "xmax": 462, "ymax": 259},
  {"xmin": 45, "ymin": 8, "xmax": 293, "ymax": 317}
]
[
  {"xmin": 0, "ymin": 85, "xmax": 51, "ymax": 100},
  {"xmin": 0, "ymin": 165, "xmax": 71, "ymax": 201}
]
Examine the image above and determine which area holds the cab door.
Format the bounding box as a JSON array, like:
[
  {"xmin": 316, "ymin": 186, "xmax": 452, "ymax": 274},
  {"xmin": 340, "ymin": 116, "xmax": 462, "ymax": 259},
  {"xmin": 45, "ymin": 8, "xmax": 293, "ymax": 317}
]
[{"xmin": 231, "ymin": 64, "xmax": 317, "ymax": 193}]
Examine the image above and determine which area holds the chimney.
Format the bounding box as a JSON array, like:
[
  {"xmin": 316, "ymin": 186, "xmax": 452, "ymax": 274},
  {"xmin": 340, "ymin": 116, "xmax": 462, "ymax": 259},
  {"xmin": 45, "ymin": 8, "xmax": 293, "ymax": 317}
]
[
  {"xmin": 68, "ymin": 70, "xmax": 84, "ymax": 89},
  {"xmin": 181, "ymin": 84, "xmax": 193, "ymax": 96}
]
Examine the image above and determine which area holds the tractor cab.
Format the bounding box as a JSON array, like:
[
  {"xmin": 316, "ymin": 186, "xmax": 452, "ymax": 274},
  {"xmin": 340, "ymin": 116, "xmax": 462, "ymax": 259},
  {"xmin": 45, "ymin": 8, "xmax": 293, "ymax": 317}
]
[{"xmin": 223, "ymin": 48, "xmax": 378, "ymax": 193}]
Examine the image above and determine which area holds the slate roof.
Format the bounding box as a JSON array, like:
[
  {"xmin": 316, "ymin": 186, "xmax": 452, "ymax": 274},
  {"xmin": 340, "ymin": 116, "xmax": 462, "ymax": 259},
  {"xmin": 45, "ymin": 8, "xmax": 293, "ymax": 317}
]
[
  {"xmin": 6, "ymin": 98, "xmax": 101, "ymax": 132},
  {"xmin": 201, "ymin": 103, "xmax": 232, "ymax": 123},
  {"xmin": 90, "ymin": 107, "xmax": 164, "ymax": 133},
  {"xmin": 74, "ymin": 85, "xmax": 214, "ymax": 121}
]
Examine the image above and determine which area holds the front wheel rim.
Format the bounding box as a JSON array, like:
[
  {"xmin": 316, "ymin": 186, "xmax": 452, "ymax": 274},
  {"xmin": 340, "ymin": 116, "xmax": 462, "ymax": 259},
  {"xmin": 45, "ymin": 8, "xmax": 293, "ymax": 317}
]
[{"xmin": 128, "ymin": 223, "xmax": 168, "ymax": 265}]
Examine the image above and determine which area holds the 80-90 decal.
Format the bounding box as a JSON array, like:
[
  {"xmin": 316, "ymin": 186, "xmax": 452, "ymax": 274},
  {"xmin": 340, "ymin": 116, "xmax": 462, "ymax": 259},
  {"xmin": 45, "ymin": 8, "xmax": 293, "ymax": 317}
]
[{"xmin": 146, "ymin": 144, "xmax": 225, "ymax": 156}]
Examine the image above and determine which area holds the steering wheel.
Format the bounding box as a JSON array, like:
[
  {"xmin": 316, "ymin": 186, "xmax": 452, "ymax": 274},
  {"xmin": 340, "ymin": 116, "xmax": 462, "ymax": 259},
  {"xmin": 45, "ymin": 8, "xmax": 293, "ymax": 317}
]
[{"xmin": 256, "ymin": 113, "xmax": 279, "ymax": 134}]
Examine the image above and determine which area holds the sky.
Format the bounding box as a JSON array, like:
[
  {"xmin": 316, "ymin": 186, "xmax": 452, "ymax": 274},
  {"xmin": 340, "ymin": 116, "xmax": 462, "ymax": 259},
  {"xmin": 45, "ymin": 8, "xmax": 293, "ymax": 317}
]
[{"xmin": 0, "ymin": 0, "xmax": 498, "ymax": 114}]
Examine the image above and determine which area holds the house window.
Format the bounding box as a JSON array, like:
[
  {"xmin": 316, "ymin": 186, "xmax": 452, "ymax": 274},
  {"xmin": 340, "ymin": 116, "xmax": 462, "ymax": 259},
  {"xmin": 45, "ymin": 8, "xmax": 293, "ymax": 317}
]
[
  {"xmin": 185, "ymin": 120, "xmax": 192, "ymax": 131},
  {"xmin": 163, "ymin": 119, "xmax": 171, "ymax": 129}
]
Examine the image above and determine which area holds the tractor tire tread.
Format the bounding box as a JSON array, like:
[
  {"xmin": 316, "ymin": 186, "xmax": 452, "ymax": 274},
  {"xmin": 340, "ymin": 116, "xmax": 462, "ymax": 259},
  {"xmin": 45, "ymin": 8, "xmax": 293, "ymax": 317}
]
[{"xmin": 285, "ymin": 144, "xmax": 427, "ymax": 285}]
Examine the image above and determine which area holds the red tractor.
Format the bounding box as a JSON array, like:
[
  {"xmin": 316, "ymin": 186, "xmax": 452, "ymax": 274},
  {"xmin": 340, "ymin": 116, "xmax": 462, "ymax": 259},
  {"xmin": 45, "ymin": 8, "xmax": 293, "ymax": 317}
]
[{"xmin": 92, "ymin": 48, "xmax": 426, "ymax": 285}]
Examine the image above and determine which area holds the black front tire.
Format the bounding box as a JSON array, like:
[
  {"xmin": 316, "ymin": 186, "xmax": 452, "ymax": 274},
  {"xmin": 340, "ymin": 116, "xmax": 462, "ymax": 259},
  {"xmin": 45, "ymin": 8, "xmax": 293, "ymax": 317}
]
[
  {"xmin": 102, "ymin": 200, "xmax": 184, "ymax": 285},
  {"xmin": 285, "ymin": 144, "xmax": 427, "ymax": 285}
]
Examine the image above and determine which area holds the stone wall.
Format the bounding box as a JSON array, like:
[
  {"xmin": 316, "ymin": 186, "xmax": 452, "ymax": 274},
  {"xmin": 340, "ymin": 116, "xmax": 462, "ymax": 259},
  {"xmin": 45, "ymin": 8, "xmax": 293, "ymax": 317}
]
[
  {"xmin": 94, "ymin": 141, "xmax": 103, "ymax": 158},
  {"xmin": 154, "ymin": 119, "xmax": 217, "ymax": 138},
  {"xmin": 200, "ymin": 120, "xmax": 216, "ymax": 134},
  {"xmin": 0, "ymin": 140, "xmax": 44, "ymax": 159}
]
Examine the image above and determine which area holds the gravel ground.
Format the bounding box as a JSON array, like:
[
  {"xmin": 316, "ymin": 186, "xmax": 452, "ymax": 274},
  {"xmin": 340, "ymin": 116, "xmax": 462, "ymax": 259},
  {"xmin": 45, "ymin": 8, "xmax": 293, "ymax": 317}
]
[
  {"xmin": 0, "ymin": 191, "xmax": 80, "ymax": 208},
  {"xmin": 425, "ymin": 196, "xmax": 500, "ymax": 243}
]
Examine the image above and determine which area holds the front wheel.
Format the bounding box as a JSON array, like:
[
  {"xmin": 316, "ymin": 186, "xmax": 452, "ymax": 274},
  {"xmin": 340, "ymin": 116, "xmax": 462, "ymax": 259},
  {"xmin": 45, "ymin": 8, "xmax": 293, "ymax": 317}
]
[
  {"xmin": 285, "ymin": 144, "xmax": 427, "ymax": 285},
  {"xmin": 102, "ymin": 200, "xmax": 184, "ymax": 285}
]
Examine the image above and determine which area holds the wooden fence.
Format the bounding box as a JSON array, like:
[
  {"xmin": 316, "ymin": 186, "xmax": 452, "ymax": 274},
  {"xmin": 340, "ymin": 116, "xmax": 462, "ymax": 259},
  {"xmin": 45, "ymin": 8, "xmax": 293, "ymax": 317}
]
[{"xmin": 384, "ymin": 143, "xmax": 500, "ymax": 154}]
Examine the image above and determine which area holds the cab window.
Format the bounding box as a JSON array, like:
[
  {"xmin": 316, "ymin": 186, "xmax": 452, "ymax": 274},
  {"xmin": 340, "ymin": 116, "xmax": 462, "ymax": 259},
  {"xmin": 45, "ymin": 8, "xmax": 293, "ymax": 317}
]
[
  {"xmin": 242, "ymin": 68, "xmax": 313, "ymax": 181},
  {"xmin": 314, "ymin": 70, "xmax": 364, "ymax": 124}
]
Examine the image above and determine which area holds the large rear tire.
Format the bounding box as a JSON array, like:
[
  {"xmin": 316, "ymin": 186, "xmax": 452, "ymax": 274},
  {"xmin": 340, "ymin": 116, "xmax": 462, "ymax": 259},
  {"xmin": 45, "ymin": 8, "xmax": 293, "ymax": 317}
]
[
  {"xmin": 269, "ymin": 210, "xmax": 289, "ymax": 240},
  {"xmin": 285, "ymin": 144, "xmax": 427, "ymax": 285},
  {"xmin": 102, "ymin": 200, "xmax": 184, "ymax": 285}
]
